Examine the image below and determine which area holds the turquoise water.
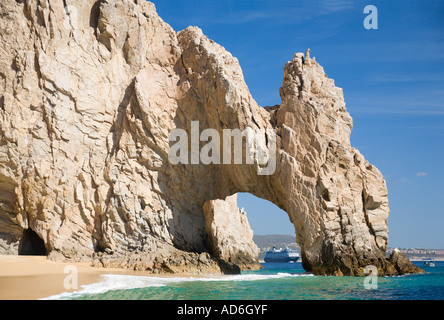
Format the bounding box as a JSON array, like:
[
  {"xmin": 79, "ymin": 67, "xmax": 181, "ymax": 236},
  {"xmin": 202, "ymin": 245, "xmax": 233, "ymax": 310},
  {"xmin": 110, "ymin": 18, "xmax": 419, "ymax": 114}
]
[{"xmin": 48, "ymin": 261, "xmax": 444, "ymax": 300}]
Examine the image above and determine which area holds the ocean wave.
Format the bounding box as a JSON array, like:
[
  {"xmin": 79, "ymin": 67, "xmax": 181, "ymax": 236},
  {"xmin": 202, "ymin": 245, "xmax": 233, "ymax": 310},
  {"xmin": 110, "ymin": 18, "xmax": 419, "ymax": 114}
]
[{"xmin": 42, "ymin": 272, "xmax": 313, "ymax": 300}]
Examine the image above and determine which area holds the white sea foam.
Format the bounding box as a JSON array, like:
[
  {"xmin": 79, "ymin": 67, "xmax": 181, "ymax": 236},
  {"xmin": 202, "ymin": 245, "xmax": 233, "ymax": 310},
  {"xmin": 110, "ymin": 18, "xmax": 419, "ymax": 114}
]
[{"xmin": 42, "ymin": 272, "xmax": 313, "ymax": 300}]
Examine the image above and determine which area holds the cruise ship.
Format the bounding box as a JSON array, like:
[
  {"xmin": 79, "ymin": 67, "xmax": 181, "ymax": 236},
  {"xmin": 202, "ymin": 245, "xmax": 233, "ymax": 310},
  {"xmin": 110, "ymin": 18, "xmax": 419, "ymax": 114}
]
[{"xmin": 264, "ymin": 246, "xmax": 300, "ymax": 263}]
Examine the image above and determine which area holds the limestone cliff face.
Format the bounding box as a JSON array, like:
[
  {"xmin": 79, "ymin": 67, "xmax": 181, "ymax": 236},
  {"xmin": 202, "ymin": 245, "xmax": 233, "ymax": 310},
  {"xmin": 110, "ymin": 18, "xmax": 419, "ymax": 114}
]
[
  {"xmin": 0, "ymin": 0, "xmax": 421, "ymax": 276},
  {"xmin": 203, "ymin": 194, "xmax": 260, "ymax": 270}
]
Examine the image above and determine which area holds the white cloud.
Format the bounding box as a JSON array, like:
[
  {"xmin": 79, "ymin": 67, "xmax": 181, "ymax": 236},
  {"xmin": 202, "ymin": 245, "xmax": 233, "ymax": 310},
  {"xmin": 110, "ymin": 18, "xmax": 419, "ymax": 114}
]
[
  {"xmin": 346, "ymin": 91, "xmax": 444, "ymax": 116},
  {"xmin": 319, "ymin": 0, "xmax": 354, "ymax": 15},
  {"xmin": 179, "ymin": 1, "xmax": 355, "ymax": 26},
  {"xmin": 395, "ymin": 177, "xmax": 412, "ymax": 184},
  {"xmin": 416, "ymin": 172, "xmax": 429, "ymax": 177},
  {"xmin": 371, "ymin": 74, "xmax": 444, "ymax": 83}
]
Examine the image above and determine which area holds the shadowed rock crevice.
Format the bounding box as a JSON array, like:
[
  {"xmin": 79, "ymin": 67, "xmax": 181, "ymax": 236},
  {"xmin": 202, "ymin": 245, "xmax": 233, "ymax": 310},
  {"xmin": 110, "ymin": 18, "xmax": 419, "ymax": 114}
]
[{"xmin": 18, "ymin": 228, "xmax": 47, "ymax": 256}]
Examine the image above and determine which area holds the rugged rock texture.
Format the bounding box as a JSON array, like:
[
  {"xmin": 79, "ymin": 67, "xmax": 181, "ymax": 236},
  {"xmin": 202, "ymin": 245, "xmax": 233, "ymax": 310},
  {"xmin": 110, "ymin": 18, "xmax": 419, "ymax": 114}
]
[
  {"xmin": 387, "ymin": 249, "xmax": 424, "ymax": 276},
  {"xmin": 0, "ymin": 0, "xmax": 421, "ymax": 276},
  {"xmin": 203, "ymin": 194, "xmax": 260, "ymax": 270}
]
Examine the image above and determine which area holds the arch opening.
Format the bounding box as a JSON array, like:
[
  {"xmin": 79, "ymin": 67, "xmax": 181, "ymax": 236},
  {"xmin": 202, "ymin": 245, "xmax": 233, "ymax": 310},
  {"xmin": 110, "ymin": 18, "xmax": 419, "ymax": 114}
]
[
  {"xmin": 236, "ymin": 193, "xmax": 304, "ymax": 269},
  {"xmin": 18, "ymin": 228, "xmax": 47, "ymax": 256}
]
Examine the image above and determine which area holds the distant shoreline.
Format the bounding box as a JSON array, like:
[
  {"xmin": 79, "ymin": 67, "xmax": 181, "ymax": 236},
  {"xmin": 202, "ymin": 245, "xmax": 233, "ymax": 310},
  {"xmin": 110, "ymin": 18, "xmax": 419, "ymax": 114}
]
[
  {"xmin": 259, "ymin": 258, "xmax": 444, "ymax": 263},
  {"xmin": 409, "ymin": 257, "xmax": 444, "ymax": 262}
]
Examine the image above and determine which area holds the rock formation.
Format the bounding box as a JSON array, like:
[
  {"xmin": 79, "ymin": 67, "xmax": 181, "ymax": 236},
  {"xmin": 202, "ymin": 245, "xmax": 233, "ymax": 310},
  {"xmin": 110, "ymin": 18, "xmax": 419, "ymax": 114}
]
[
  {"xmin": 203, "ymin": 194, "xmax": 260, "ymax": 271},
  {"xmin": 0, "ymin": 0, "xmax": 422, "ymax": 276}
]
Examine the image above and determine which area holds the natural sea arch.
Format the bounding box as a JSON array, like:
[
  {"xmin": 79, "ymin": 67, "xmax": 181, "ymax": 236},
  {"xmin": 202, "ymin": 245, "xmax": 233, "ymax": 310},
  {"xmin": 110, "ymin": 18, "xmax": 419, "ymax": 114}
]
[
  {"xmin": 201, "ymin": 166, "xmax": 389, "ymax": 277},
  {"xmin": 0, "ymin": 0, "xmax": 421, "ymax": 277}
]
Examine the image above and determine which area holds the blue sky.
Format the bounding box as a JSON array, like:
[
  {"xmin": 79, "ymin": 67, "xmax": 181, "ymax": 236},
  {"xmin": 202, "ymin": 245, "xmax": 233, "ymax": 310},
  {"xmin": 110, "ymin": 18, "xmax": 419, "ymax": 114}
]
[{"xmin": 153, "ymin": 0, "xmax": 444, "ymax": 249}]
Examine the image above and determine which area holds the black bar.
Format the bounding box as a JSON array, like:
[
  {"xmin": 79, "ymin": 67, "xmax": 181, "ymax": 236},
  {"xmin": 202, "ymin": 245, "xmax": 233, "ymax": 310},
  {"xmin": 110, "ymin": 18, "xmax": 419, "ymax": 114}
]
[{"xmin": 6, "ymin": 300, "xmax": 442, "ymax": 319}]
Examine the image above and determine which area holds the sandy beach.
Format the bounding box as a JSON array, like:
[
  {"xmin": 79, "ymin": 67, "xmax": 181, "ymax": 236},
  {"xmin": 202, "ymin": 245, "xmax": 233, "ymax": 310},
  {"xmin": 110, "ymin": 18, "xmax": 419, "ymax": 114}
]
[
  {"xmin": 0, "ymin": 255, "xmax": 157, "ymax": 300},
  {"xmin": 0, "ymin": 255, "xmax": 210, "ymax": 300}
]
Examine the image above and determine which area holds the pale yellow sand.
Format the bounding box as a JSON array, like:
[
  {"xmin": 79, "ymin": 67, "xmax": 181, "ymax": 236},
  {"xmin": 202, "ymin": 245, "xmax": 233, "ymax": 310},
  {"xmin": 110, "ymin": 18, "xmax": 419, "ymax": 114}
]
[
  {"xmin": 0, "ymin": 255, "xmax": 207, "ymax": 300},
  {"xmin": 0, "ymin": 255, "xmax": 118, "ymax": 300}
]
